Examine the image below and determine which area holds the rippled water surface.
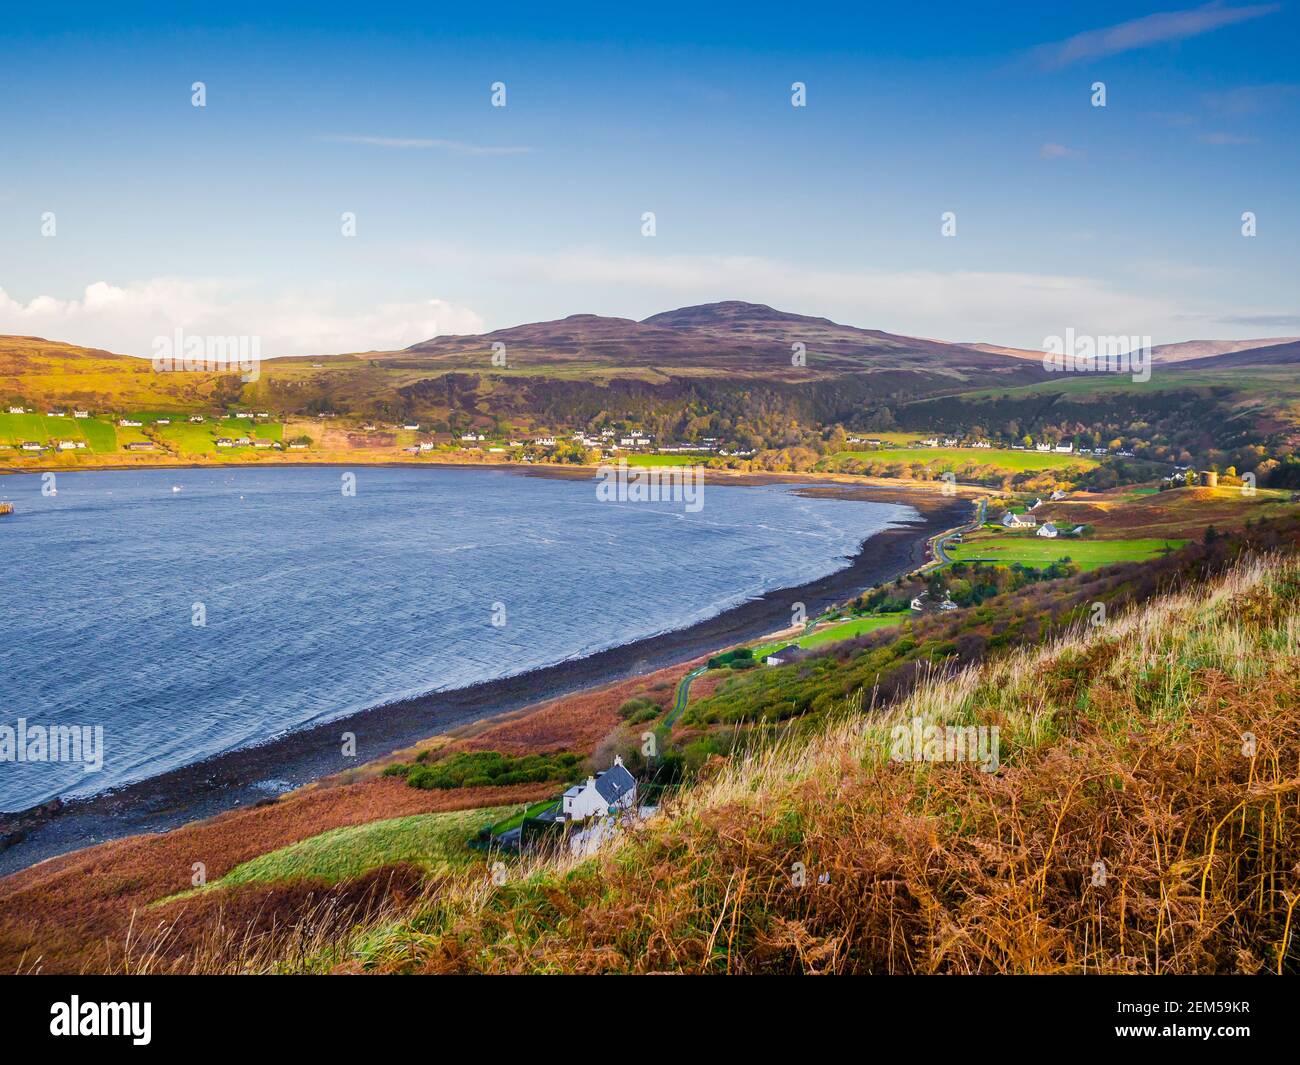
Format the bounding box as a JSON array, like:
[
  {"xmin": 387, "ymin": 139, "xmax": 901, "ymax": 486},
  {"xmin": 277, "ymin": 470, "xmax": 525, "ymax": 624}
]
[{"xmin": 0, "ymin": 466, "xmax": 915, "ymax": 809}]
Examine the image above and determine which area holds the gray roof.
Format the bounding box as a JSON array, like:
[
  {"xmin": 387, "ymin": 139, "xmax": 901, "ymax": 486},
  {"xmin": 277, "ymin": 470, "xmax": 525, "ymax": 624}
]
[
  {"xmin": 593, "ymin": 764, "xmax": 636, "ymax": 804},
  {"xmin": 769, "ymin": 645, "xmax": 799, "ymax": 659}
]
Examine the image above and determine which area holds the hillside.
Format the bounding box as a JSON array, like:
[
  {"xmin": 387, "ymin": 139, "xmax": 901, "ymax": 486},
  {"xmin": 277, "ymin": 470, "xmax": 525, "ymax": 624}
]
[{"xmin": 1174, "ymin": 339, "xmax": 1300, "ymax": 371}]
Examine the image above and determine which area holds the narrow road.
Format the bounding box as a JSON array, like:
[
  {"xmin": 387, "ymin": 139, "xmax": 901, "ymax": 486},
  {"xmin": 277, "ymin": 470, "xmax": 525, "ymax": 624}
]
[
  {"xmin": 928, "ymin": 497, "xmax": 986, "ymax": 569},
  {"xmin": 665, "ymin": 665, "xmax": 708, "ymax": 726}
]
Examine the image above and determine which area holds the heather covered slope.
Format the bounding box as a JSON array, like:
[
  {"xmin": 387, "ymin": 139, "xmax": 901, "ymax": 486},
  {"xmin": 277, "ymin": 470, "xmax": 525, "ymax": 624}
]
[{"xmin": 400, "ymin": 301, "xmax": 1050, "ymax": 385}]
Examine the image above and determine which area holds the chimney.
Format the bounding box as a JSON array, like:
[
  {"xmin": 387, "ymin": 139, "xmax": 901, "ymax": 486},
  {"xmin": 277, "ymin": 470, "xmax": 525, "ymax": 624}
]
[
  {"xmin": 586, "ymin": 776, "xmax": 596, "ymax": 789},
  {"xmin": 613, "ymin": 755, "xmax": 623, "ymax": 767}
]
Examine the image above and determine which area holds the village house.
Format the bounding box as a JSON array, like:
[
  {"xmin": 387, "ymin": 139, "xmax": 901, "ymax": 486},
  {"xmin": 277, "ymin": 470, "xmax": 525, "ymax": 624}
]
[
  {"xmin": 215, "ymin": 438, "xmax": 234, "ymax": 448},
  {"xmin": 1035, "ymin": 442, "xmax": 1053, "ymax": 452},
  {"xmin": 125, "ymin": 441, "xmax": 154, "ymax": 451},
  {"xmin": 189, "ymin": 415, "xmax": 205, "ymax": 423},
  {"xmin": 119, "ymin": 418, "xmax": 142, "ymax": 427},
  {"xmin": 20, "ymin": 441, "xmax": 43, "ymax": 451},
  {"xmin": 1055, "ymin": 442, "xmax": 1074, "ymax": 453},
  {"xmin": 57, "ymin": 440, "xmax": 77, "ymax": 451},
  {"xmin": 1026, "ymin": 497, "xmax": 1042, "ymax": 510},
  {"xmin": 534, "ymin": 435, "xmax": 557, "ymax": 447},
  {"xmin": 1037, "ymin": 522, "xmax": 1059, "ymax": 538},
  {"xmin": 8, "ymin": 406, "xmax": 26, "ymax": 414},
  {"xmin": 1001, "ymin": 510, "xmax": 1038, "ymax": 529},
  {"xmin": 1050, "ymin": 489, "xmax": 1068, "ymax": 501},
  {"xmin": 764, "ymin": 644, "xmax": 800, "ymax": 666},
  {"xmin": 402, "ymin": 422, "xmax": 420, "ymax": 431},
  {"xmin": 911, "ymin": 591, "xmax": 958, "ymax": 614},
  {"xmin": 559, "ymin": 757, "xmax": 637, "ymax": 822}
]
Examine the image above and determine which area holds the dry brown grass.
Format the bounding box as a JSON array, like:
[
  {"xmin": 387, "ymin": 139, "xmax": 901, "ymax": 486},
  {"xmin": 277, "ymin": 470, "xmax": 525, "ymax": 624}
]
[{"xmin": 0, "ymin": 778, "xmax": 551, "ymax": 973}]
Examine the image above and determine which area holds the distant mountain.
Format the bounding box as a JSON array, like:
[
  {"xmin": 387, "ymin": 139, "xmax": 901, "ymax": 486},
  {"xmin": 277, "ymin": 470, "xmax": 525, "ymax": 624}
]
[
  {"xmin": 1172, "ymin": 339, "xmax": 1300, "ymax": 371},
  {"xmin": 402, "ymin": 300, "xmax": 1047, "ymax": 385},
  {"xmin": 1151, "ymin": 338, "xmax": 1300, "ymax": 364}
]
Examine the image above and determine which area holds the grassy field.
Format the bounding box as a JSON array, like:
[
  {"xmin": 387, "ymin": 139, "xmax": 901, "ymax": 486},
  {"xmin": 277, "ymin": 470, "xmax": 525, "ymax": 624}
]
[
  {"xmin": 753, "ymin": 612, "xmax": 909, "ymax": 658},
  {"xmin": 623, "ymin": 453, "xmax": 711, "ymax": 466},
  {"xmin": 0, "ymin": 413, "xmax": 119, "ymax": 453},
  {"xmin": 948, "ymin": 533, "xmax": 1183, "ymax": 569},
  {"xmin": 836, "ymin": 446, "xmax": 1097, "ymax": 472},
  {"xmin": 187, "ymin": 806, "xmax": 514, "ymax": 892}
]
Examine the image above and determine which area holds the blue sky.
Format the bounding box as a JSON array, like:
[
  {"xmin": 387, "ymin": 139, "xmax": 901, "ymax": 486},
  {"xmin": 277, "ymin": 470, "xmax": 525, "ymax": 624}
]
[{"xmin": 0, "ymin": 1, "xmax": 1296, "ymax": 354}]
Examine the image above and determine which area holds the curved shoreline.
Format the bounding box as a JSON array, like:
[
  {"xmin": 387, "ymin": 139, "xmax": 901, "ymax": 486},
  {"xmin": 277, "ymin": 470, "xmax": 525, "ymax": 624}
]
[{"xmin": 0, "ymin": 480, "xmax": 970, "ymax": 876}]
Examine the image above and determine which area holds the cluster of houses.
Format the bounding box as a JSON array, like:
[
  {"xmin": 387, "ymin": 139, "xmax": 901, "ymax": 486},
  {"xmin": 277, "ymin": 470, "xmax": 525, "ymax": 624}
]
[{"xmin": 999, "ymin": 497, "xmax": 1084, "ymax": 538}]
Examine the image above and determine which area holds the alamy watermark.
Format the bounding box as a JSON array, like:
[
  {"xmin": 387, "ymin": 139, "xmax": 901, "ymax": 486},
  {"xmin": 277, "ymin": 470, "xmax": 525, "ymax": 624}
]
[
  {"xmin": 595, "ymin": 458, "xmax": 704, "ymax": 513},
  {"xmin": 890, "ymin": 715, "xmax": 1000, "ymax": 773},
  {"xmin": 152, "ymin": 328, "xmax": 261, "ymax": 382},
  {"xmin": 0, "ymin": 718, "xmax": 103, "ymax": 772},
  {"xmin": 1042, "ymin": 329, "xmax": 1150, "ymax": 383}
]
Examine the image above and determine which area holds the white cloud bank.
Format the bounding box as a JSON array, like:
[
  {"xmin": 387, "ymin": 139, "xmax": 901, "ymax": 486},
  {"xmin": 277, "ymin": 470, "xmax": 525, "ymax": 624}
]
[{"xmin": 0, "ymin": 281, "xmax": 484, "ymax": 357}]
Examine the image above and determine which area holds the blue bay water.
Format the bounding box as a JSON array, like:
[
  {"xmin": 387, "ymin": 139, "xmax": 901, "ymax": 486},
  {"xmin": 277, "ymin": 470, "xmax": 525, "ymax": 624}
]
[{"xmin": 0, "ymin": 466, "xmax": 916, "ymax": 810}]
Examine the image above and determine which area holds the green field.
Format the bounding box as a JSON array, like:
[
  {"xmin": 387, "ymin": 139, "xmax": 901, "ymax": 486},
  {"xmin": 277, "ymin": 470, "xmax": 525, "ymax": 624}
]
[
  {"xmin": 0, "ymin": 413, "xmax": 121, "ymax": 454},
  {"xmin": 754, "ymin": 611, "xmax": 909, "ymax": 658},
  {"xmin": 186, "ymin": 806, "xmax": 512, "ymax": 893},
  {"xmin": 623, "ymin": 452, "xmax": 712, "ymax": 466},
  {"xmin": 948, "ymin": 534, "xmax": 1184, "ymax": 570},
  {"xmin": 836, "ymin": 446, "xmax": 1097, "ymax": 472}
]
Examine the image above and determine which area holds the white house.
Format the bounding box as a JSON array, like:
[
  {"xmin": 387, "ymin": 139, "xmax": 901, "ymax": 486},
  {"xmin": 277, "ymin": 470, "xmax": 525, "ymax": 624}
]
[
  {"xmin": 1035, "ymin": 442, "xmax": 1052, "ymax": 452},
  {"xmin": 20, "ymin": 441, "xmax": 43, "ymax": 451},
  {"xmin": 7, "ymin": 406, "xmax": 25, "ymax": 414},
  {"xmin": 534, "ymin": 436, "xmax": 557, "ymax": 447},
  {"xmin": 764, "ymin": 644, "xmax": 800, "ymax": 665},
  {"xmin": 119, "ymin": 418, "xmax": 142, "ymax": 427},
  {"xmin": 1037, "ymin": 523, "xmax": 1059, "ymax": 538},
  {"xmin": 560, "ymin": 757, "xmax": 637, "ymax": 822},
  {"xmin": 1001, "ymin": 511, "xmax": 1037, "ymax": 529},
  {"xmin": 1026, "ymin": 497, "xmax": 1042, "ymax": 510},
  {"xmin": 403, "ymin": 423, "xmax": 420, "ymax": 431},
  {"xmin": 1055, "ymin": 442, "xmax": 1074, "ymax": 453},
  {"xmin": 1050, "ymin": 489, "xmax": 1068, "ymax": 501}
]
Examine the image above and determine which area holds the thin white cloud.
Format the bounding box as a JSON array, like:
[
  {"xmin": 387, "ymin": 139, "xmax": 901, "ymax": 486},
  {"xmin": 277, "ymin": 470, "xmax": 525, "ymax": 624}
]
[
  {"xmin": 1035, "ymin": 3, "xmax": 1280, "ymax": 68},
  {"xmin": 320, "ymin": 134, "xmax": 532, "ymax": 155},
  {"xmin": 1040, "ymin": 141, "xmax": 1086, "ymax": 159},
  {"xmin": 0, "ymin": 281, "xmax": 483, "ymax": 357}
]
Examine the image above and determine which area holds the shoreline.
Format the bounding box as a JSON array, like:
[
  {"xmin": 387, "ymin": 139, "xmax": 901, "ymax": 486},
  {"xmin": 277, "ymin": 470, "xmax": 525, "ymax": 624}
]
[{"xmin": 0, "ymin": 475, "xmax": 971, "ymax": 877}]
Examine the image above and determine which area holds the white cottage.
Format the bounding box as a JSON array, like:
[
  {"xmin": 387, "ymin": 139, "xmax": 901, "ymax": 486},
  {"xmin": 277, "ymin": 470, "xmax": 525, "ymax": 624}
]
[
  {"xmin": 1037, "ymin": 523, "xmax": 1059, "ymax": 538},
  {"xmin": 560, "ymin": 757, "xmax": 637, "ymax": 822}
]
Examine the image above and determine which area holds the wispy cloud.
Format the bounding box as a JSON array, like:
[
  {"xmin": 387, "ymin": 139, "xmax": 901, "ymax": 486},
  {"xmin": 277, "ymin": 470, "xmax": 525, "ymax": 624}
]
[
  {"xmin": 1034, "ymin": 3, "xmax": 1280, "ymax": 68},
  {"xmin": 320, "ymin": 134, "xmax": 533, "ymax": 155},
  {"xmin": 1040, "ymin": 141, "xmax": 1086, "ymax": 159}
]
